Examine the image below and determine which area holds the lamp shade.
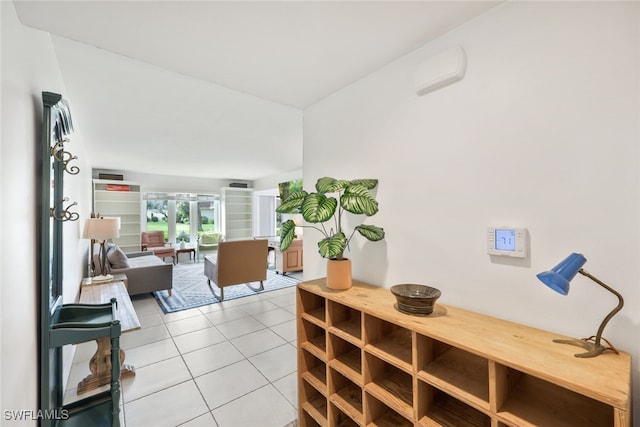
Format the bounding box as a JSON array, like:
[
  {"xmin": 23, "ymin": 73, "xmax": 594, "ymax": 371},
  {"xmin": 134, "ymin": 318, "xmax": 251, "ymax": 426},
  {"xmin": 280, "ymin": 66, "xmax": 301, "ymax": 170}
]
[
  {"xmin": 83, "ymin": 217, "xmax": 120, "ymax": 241},
  {"xmin": 536, "ymin": 252, "xmax": 587, "ymax": 295}
]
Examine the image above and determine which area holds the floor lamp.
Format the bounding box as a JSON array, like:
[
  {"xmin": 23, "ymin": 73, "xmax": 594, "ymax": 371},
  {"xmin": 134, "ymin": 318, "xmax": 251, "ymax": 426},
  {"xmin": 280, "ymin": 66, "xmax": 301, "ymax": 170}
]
[{"xmin": 83, "ymin": 217, "xmax": 120, "ymax": 282}]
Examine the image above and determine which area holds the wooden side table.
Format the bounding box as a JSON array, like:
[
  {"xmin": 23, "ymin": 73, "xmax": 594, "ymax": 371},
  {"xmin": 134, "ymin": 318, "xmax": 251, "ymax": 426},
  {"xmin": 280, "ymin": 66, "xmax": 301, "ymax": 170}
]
[
  {"xmin": 269, "ymin": 238, "xmax": 303, "ymax": 274},
  {"xmin": 176, "ymin": 246, "xmax": 196, "ymax": 263},
  {"xmin": 77, "ymin": 280, "xmax": 140, "ymax": 394}
]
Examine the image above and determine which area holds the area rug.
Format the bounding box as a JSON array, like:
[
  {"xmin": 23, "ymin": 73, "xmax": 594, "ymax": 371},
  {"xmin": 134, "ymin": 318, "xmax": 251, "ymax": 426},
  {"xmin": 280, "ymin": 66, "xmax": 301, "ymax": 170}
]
[{"xmin": 153, "ymin": 262, "xmax": 300, "ymax": 313}]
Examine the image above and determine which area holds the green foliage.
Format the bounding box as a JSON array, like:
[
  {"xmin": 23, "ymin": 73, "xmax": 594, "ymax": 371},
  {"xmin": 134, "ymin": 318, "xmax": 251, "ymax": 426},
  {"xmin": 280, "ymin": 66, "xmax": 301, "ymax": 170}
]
[
  {"xmin": 276, "ymin": 177, "xmax": 385, "ymax": 260},
  {"xmin": 278, "ymin": 179, "xmax": 304, "ymax": 213}
]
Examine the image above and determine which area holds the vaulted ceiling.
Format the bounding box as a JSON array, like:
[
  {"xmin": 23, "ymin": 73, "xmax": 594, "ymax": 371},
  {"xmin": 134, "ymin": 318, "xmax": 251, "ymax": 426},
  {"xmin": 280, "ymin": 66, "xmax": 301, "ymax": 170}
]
[{"xmin": 14, "ymin": 1, "xmax": 500, "ymax": 180}]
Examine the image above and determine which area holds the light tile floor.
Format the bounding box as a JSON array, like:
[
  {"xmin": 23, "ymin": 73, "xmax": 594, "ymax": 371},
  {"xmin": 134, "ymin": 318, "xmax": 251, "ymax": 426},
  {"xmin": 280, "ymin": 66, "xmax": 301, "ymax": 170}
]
[{"xmin": 64, "ymin": 278, "xmax": 301, "ymax": 427}]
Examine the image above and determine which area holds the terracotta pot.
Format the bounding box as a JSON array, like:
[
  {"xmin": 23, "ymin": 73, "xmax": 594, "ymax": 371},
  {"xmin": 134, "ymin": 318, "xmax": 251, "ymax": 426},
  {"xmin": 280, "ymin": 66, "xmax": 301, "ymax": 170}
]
[{"xmin": 326, "ymin": 258, "xmax": 352, "ymax": 290}]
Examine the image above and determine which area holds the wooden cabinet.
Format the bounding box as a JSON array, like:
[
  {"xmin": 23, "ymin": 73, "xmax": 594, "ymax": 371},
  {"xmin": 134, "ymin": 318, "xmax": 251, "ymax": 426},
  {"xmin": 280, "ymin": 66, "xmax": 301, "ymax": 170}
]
[
  {"xmin": 221, "ymin": 187, "xmax": 253, "ymax": 241},
  {"xmin": 273, "ymin": 238, "xmax": 303, "ymax": 274},
  {"xmin": 93, "ymin": 179, "xmax": 142, "ymax": 253},
  {"xmin": 296, "ymin": 279, "xmax": 631, "ymax": 427}
]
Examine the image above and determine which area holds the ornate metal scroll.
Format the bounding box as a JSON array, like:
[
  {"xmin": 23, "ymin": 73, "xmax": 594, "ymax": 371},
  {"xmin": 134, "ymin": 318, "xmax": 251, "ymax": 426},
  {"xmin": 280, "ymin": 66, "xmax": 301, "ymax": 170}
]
[
  {"xmin": 50, "ymin": 197, "xmax": 79, "ymax": 222},
  {"xmin": 50, "ymin": 139, "xmax": 79, "ymax": 175}
]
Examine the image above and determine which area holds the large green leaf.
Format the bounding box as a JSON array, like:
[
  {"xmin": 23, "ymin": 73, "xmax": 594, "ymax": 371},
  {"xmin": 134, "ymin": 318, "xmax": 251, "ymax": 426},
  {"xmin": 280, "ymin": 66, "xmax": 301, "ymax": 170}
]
[
  {"xmin": 276, "ymin": 190, "xmax": 307, "ymax": 213},
  {"xmin": 315, "ymin": 177, "xmax": 349, "ymax": 194},
  {"xmin": 349, "ymin": 179, "xmax": 378, "ymax": 190},
  {"xmin": 318, "ymin": 232, "xmax": 347, "ymax": 259},
  {"xmin": 279, "ymin": 220, "xmax": 297, "ymax": 251},
  {"xmin": 355, "ymin": 224, "xmax": 385, "ymax": 241},
  {"xmin": 301, "ymin": 193, "xmax": 337, "ymax": 223},
  {"xmin": 340, "ymin": 184, "xmax": 379, "ymax": 216}
]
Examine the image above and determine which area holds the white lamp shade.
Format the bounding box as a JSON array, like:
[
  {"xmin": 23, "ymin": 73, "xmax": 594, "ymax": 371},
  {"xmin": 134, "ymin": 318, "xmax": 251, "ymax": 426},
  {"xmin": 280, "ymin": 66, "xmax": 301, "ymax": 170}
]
[
  {"xmin": 83, "ymin": 217, "xmax": 120, "ymax": 241},
  {"xmin": 103, "ymin": 216, "xmax": 121, "ymax": 230}
]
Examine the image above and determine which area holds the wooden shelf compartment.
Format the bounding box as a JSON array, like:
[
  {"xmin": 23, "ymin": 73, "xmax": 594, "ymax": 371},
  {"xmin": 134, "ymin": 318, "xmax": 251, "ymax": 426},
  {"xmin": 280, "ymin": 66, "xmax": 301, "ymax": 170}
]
[
  {"xmin": 300, "ymin": 317, "xmax": 327, "ymax": 360},
  {"xmin": 300, "ymin": 379, "xmax": 328, "ymax": 427},
  {"xmin": 300, "ymin": 410, "xmax": 324, "ymax": 427},
  {"xmin": 329, "ymin": 404, "xmax": 361, "ymax": 427},
  {"xmin": 496, "ymin": 368, "xmax": 613, "ymax": 427},
  {"xmin": 416, "ymin": 335, "xmax": 490, "ymax": 411},
  {"xmin": 328, "ymin": 300, "xmax": 362, "ymax": 344},
  {"xmin": 363, "ymin": 315, "xmax": 412, "ymax": 373},
  {"xmin": 299, "ymin": 289, "xmax": 326, "ymax": 326},
  {"xmin": 329, "ymin": 333, "xmax": 363, "ymax": 385},
  {"xmin": 329, "ymin": 369, "xmax": 364, "ymax": 425},
  {"xmin": 301, "ymin": 348, "xmax": 328, "ymax": 394},
  {"xmin": 365, "ymin": 392, "xmax": 413, "ymax": 427},
  {"xmin": 417, "ymin": 382, "xmax": 492, "ymax": 427},
  {"xmin": 363, "ymin": 352, "xmax": 413, "ymax": 421}
]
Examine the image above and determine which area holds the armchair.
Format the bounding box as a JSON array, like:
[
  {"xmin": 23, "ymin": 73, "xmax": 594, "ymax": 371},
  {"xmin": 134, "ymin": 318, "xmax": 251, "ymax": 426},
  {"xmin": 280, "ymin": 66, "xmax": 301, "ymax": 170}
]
[
  {"xmin": 197, "ymin": 232, "xmax": 223, "ymax": 261},
  {"xmin": 141, "ymin": 230, "xmax": 176, "ymax": 264},
  {"xmin": 203, "ymin": 239, "xmax": 268, "ymax": 301}
]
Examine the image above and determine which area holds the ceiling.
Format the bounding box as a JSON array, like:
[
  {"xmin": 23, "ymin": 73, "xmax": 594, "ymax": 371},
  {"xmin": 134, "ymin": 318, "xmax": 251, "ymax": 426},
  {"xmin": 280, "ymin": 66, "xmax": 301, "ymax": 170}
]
[{"xmin": 13, "ymin": 1, "xmax": 500, "ymax": 181}]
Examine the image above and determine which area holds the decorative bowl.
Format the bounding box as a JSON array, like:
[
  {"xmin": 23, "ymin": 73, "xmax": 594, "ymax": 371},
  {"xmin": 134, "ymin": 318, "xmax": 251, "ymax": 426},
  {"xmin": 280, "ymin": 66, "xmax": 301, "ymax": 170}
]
[{"xmin": 390, "ymin": 284, "xmax": 441, "ymax": 316}]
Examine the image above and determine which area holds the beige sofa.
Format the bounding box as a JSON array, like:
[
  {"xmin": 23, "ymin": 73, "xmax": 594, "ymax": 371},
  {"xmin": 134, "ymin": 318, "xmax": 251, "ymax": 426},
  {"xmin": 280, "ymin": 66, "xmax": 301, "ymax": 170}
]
[
  {"xmin": 94, "ymin": 244, "xmax": 173, "ymax": 296},
  {"xmin": 203, "ymin": 239, "xmax": 268, "ymax": 301}
]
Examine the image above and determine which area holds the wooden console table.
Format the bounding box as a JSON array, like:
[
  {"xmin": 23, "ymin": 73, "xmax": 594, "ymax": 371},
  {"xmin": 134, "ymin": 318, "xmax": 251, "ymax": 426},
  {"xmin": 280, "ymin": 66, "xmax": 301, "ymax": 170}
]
[
  {"xmin": 78, "ymin": 280, "xmax": 140, "ymax": 394},
  {"xmin": 81, "ymin": 273, "xmax": 128, "ymax": 288},
  {"xmin": 297, "ymin": 279, "xmax": 631, "ymax": 427}
]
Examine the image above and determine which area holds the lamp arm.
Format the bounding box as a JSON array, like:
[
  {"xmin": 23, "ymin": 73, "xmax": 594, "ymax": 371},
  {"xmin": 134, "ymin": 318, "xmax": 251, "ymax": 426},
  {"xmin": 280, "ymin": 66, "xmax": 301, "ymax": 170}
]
[{"xmin": 578, "ymin": 269, "xmax": 624, "ymax": 347}]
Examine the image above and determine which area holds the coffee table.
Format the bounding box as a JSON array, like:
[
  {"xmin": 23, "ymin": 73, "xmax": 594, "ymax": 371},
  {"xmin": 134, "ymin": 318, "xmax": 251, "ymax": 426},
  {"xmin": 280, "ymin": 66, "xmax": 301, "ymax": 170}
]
[{"xmin": 176, "ymin": 246, "xmax": 196, "ymax": 263}]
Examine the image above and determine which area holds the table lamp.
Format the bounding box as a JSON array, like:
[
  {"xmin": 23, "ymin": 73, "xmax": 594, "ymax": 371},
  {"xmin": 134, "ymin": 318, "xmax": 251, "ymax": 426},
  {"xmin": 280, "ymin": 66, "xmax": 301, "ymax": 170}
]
[
  {"xmin": 536, "ymin": 252, "xmax": 624, "ymax": 358},
  {"xmin": 83, "ymin": 217, "xmax": 120, "ymax": 282}
]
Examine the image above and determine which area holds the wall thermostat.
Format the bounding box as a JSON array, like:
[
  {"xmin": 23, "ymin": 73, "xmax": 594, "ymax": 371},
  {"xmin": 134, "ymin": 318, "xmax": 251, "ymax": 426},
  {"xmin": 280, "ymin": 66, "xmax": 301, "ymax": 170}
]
[{"xmin": 487, "ymin": 227, "xmax": 528, "ymax": 258}]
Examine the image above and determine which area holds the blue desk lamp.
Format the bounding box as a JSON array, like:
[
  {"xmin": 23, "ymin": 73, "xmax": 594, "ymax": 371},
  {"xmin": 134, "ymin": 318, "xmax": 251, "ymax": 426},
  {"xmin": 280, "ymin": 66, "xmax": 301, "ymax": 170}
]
[{"xmin": 536, "ymin": 253, "xmax": 624, "ymax": 358}]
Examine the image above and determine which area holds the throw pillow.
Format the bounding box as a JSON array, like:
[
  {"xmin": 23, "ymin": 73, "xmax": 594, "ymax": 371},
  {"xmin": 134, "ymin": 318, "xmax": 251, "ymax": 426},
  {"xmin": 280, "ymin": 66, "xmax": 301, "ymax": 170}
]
[{"xmin": 107, "ymin": 246, "xmax": 130, "ymax": 269}]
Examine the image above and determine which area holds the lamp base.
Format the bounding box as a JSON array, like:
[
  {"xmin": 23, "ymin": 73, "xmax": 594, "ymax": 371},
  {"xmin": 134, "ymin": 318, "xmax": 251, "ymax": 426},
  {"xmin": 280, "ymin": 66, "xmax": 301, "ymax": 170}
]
[
  {"xmin": 552, "ymin": 338, "xmax": 606, "ymax": 358},
  {"xmin": 90, "ymin": 274, "xmax": 114, "ymax": 283}
]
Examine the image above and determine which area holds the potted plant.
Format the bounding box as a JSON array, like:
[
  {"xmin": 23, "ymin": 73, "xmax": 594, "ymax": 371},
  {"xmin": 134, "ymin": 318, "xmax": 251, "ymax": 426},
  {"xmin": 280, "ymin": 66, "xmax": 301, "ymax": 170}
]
[
  {"xmin": 276, "ymin": 177, "xmax": 385, "ymax": 289},
  {"xmin": 177, "ymin": 231, "xmax": 189, "ymax": 249}
]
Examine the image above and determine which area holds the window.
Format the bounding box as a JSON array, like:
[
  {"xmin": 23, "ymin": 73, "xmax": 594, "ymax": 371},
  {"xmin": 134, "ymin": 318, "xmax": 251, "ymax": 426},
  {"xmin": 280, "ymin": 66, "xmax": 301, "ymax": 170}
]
[
  {"xmin": 197, "ymin": 195, "xmax": 218, "ymax": 235},
  {"xmin": 146, "ymin": 195, "xmax": 169, "ymax": 241},
  {"xmin": 144, "ymin": 192, "xmax": 220, "ymax": 244}
]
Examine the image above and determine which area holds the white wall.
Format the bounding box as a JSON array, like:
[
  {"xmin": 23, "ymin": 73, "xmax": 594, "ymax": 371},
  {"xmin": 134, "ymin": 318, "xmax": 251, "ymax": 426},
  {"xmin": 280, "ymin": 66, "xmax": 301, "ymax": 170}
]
[
  {"xmin": 1, "ymin": 2, "xmax": 93, "ymax": 422},
  {"xmin": 304, "ymin": 1, "xmax": 640, "ymax": 415}
]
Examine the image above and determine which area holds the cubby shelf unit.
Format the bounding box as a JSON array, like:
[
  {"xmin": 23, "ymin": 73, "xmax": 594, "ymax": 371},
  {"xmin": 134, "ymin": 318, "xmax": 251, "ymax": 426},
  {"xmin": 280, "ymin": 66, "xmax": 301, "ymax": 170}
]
[
  {"xmin": 220, "ymin": 187, "xmax": 253, "ymax": 241},
  {"xmin": 93, "ymin": 179, "xmax": 142, "ymax": 253},
  {"xmin": 296, "ymin": 279, "xmax": 631, "ymax": 427}
]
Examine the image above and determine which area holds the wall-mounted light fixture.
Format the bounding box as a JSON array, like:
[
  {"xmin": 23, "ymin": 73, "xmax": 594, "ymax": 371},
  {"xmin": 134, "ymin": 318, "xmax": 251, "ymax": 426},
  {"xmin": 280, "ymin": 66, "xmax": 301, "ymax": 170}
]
[{"xmin": 536, "ymin": 253, "xmax": 624, "ymax": 358}]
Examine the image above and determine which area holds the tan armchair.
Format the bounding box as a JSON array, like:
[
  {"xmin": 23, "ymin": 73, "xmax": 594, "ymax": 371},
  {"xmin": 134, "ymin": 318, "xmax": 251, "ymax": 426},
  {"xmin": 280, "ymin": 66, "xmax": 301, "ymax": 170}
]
[
  {"xmin": 141, "ymin": 231, "xmax": 176, "ymax": 264},
  {"xmin": 203, "ymin": 239, "xmax": 268, "ymax": 301}
]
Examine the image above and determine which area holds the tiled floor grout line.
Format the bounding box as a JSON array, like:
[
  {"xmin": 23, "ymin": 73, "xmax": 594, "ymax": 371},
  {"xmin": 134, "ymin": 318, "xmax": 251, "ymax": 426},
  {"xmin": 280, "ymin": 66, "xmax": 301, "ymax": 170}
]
[
  {"xmin": 170, "ymin": 330, "xmax": 218, "ymax": 427},
  {"xmin": 69, "ymin": 275, "xmax": 300, "ymax": 426}
]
